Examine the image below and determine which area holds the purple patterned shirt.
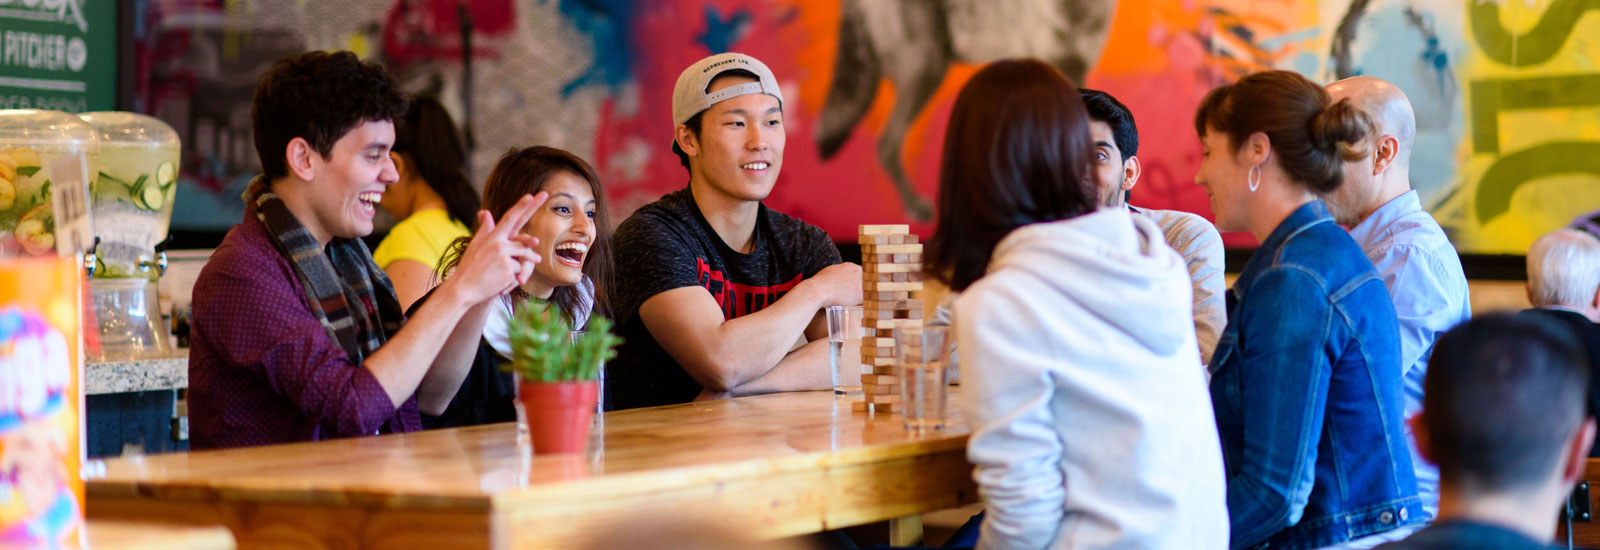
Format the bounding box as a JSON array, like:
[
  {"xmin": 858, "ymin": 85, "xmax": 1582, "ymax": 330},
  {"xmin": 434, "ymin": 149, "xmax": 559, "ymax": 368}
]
[{"xmin": 188, "ymin": 210, "xmax": 421, "ymax": 450}]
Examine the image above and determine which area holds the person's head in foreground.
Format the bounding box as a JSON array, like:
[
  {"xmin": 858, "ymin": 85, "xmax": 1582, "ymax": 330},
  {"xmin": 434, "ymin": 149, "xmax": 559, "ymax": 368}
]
[
  {"xmin": 926, "ymin": 58, "xmax": 1098, "ymax": 291},
  {"xmin": 1387, "ymin": 313, "xmax": 1595, "ymax": 548}
]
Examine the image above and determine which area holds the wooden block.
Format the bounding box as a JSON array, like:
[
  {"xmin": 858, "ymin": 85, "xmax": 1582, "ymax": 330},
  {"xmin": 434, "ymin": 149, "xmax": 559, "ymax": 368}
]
[
  {"xmin": 862, "ymin": 253, "xmax": 922, "ymax": 264},
  {"xmin": 864, "ymin": 281, "xmax": 923, "ymax": 292},
  {"xmin": 865, "ymin": 299, "xmax": 923, "ymax": 311},
  {"xmin": 862, "ymin": 374, "xmax": 900, "ymax": 385},
  {"xmin": 862, "ymin": 336, "xmax": 896, "ymax": 348},
  {"xmin": 861, "ymin": 345, "xmax": 895, "ymax": 358},
  {"xmin": 867, "ymin": 290, "xmax": 913, "ymax": 301},
  {"xmin": 858, "ymin": 347, "xmax": 896, "ymax": 360},
  {"xmin": 860, "ymin": 234, "xmax": 921, "ymax": 245},
  {"xmin": 851, "ymin": 401, "xmax": 898, "ymax": 413},
  {"xmin": 864, "ymin": 317, "xmax": 921, "ymax": 329},
  {"xmin": 863, "ymin": 262, "xmax": 920, "ymax": 273},
  {"xmin": 865, "ymin": 393, "xmax": 902, "ymax": 404},
  {"xmin": 865, "ymin": 271, "xmax": 925, "ymax": 283},
  {"xmin": 862, "ymin": 336, "xmax": 899, "ymax": 350},
  {"xmin": 862, "ymin": 383, "xmax": 896, "ymax": 395},
  {"xmin": 872, "ymin": 365, "xmax": 898, "ymax": 375},
  {"xmin": 859, "ymin": 224, "xmax": 910, "ymax": 235},
  {"xmin": 857, "ymin": 355, "xmax": 897, "ymax": 367},
  {"xmin": 859, "ymin": 234, "xmax": 922, "ymax": 246},
  {"xmin": 861, "ymin": 307, "xmax": 924, "ymax": 320},
  {"xmin": 860, "ymin": 244, "xmax": 923, "ymax": 254}
]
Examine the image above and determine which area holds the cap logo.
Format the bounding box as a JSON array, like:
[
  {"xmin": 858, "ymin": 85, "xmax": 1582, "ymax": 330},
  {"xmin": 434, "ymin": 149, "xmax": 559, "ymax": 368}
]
[{"xmin": 702, "ymin": 58, "xmax": 748, "ymax": 73}]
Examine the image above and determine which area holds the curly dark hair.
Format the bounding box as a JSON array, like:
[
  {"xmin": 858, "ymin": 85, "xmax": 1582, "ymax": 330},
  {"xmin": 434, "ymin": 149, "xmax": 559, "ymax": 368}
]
[{"xmin": 251, "ymin": 50, "xmax": 409, "ymax": 180}]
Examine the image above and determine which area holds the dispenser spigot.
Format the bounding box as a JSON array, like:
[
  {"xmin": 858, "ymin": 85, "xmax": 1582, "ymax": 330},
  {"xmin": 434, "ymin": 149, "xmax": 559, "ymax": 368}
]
[{"xmin": 82, "ymin": 236, "xmax": 100, "ymax": 277}]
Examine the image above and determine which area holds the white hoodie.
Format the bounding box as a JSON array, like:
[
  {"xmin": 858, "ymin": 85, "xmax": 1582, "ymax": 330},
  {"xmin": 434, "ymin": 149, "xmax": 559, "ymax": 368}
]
[{"xmin": 955, "ymin": 208, "xmax": 1228, "ymax": 550}]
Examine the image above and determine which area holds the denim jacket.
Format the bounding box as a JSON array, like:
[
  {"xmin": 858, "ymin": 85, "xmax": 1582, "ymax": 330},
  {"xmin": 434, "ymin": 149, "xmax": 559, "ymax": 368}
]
[{"xmin": 1209, "ymin": 201, "xmax": 1423, "ymax": 550}]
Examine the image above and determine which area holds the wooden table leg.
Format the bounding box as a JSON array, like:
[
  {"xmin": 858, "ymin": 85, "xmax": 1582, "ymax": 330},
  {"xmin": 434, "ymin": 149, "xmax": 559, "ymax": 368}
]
[{"xmin": 890, "ymin": 515, "xmax": 924, "ymax": 546}]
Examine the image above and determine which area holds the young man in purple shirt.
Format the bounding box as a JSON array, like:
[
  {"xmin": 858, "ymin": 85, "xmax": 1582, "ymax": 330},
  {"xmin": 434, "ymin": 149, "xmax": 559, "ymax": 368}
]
[{"xmin": 187, "ymin": 51, "xmax": 546, "ymax": 449}]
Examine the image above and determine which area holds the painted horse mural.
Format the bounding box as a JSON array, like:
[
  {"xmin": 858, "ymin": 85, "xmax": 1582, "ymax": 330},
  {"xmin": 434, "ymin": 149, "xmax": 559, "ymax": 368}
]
[{"xmin": 816, "ymin": 0, "xmax": 1118, "ymax": 220}]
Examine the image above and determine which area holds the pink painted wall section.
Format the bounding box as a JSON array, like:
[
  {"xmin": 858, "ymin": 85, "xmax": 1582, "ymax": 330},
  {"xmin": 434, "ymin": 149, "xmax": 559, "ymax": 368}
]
[{"xmin": 139, "ymin": 0, "xmax": 1600, "ymax": 254}]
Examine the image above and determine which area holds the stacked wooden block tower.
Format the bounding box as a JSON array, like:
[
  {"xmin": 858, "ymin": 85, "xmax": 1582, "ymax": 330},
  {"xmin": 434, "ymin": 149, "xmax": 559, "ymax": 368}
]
[{"xmin": 853, "ymin": 224, "xmax": 923, "ymax": 414}]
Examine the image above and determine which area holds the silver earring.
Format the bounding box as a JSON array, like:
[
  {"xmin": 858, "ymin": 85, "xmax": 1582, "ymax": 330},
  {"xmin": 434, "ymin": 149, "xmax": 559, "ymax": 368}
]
[{"xmin": 1248, "ymin": 165, "xmax": 1262, "ymax": 192}]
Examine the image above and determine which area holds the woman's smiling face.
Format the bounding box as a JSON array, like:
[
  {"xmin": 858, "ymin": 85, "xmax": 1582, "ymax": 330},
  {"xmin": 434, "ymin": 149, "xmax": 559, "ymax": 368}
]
[{"xmin": 519, "ymin": 170, "xmax": 596, "ymax": 297}]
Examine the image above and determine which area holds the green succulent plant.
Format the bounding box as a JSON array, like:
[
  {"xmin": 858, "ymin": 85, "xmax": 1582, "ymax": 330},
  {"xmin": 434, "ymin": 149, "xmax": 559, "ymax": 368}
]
[{"xmin": 502, "ymin": 298, "xmax": 623, "ymax": 383}]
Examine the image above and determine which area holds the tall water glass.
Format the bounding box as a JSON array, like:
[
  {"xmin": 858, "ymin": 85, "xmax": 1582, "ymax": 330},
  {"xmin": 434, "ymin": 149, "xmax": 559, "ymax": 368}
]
[
  {"xmin": 826, "ymin": 305, "xmax": 866, "ymax": 394},
  {"xmin": 896, "ymin": 325, "xmax": 949, "ymax": 432}
]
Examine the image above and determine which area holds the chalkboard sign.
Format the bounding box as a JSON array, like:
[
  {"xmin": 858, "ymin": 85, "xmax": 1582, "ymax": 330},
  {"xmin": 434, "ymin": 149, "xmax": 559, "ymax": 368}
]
[{"xmin": 0, "ymin": 0, "xmax": 115, "ymax": 113}]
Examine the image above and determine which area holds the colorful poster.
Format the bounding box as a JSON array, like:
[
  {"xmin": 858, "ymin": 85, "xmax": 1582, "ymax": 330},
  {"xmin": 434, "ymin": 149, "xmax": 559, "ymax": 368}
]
[
  {"xmin": 0, "ymin": 257, "xmax": 84, "ymax": 548},
  {"xmin": 131, "ymin": 0, "xmax": 1600, "ymax": 254}
]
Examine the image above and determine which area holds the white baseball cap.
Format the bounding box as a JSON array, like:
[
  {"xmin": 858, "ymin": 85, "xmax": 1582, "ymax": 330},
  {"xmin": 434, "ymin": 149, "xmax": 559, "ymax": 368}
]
[{"xmin": 671, "ymin": 52, "xmax": 784, "ymax": 126}]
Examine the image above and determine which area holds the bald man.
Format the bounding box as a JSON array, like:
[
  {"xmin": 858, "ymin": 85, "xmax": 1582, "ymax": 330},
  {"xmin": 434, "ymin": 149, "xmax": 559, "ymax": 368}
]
[{"xmin": 1324, "ymin": 76, "xmax": 1472, "ymax": 523}]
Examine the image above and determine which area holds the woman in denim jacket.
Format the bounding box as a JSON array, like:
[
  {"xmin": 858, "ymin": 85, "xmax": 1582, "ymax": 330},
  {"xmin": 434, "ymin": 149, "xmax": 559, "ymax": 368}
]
[{"xmin": 1195, "ymin": 70, "xmax": 1424, "ymax": 550}]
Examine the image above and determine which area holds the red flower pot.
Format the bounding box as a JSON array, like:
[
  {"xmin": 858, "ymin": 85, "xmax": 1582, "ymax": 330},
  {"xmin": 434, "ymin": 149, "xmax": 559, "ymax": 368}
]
[{"xmin": 516, "ymin": 379, "xmax": 598, "ymax": 454}]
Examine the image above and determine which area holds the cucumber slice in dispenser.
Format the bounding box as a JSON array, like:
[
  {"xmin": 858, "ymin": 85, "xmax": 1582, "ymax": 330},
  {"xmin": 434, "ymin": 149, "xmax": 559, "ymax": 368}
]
[
  {"xmin": 156, "ymin": 161, "xmax": 176, "ymax": 190},
  {"xmin": 136, "ymin": 182, "xmax": 165, "ymax": 210}
]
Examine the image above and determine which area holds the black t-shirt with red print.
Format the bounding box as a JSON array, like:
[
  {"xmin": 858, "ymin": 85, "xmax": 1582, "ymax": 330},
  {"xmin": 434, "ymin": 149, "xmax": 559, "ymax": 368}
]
[{"xmin": 607, "ymin": 188, "xmax": 840, "ymax": 410}]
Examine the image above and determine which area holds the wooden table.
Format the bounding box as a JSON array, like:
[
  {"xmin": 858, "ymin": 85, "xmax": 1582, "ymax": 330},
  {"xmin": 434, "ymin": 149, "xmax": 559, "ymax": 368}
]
[
  {"xmin": 86, "ymin": 391, "xmax": 976, "ymax": 549},
  {"xmin": 80, "ymin": 519, "xmax": 235, "ymax": 550}
]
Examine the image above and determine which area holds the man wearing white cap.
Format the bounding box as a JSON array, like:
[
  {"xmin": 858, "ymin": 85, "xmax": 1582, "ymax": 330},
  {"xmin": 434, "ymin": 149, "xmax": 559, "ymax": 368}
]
[{"xmin": 607, "ymin": 53, "xmax": 864, "ymax": 410}]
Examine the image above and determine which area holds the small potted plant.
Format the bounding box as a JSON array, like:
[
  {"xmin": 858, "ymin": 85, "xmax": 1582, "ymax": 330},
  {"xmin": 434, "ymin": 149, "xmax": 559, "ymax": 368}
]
[{"xmin": 504, "ymin": 302, "xmax": 622, "ymax": 454}]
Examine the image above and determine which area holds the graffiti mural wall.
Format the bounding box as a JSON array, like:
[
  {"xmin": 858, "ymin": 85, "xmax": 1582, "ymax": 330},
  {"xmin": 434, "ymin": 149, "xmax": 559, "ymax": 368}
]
[{"xmin": 130, "ymin": 0, "xmax": 1600, "ymax": 254}]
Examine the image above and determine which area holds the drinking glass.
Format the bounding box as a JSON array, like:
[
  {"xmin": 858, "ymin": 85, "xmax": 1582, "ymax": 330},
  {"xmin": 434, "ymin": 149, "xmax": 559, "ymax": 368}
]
[
  {"xmin": 896, "ymin": 325, "xmax": 950, "ymax": 431},
  {"xmin": 826, "ymin": 305, "xmax": 867, "ymax": 394}
]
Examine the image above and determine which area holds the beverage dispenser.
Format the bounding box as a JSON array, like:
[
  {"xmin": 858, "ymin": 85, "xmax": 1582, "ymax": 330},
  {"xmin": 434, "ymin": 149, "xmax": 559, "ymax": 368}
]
[{"xmin": 77, "ymin": 112, "xmax": 180, "ymax": 360}]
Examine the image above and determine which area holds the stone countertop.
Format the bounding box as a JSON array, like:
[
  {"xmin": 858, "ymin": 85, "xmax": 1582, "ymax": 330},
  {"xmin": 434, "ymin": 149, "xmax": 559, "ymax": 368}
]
[{"xmin": 86, "ymin": 354, "xmax": 187, "ymax": 395}]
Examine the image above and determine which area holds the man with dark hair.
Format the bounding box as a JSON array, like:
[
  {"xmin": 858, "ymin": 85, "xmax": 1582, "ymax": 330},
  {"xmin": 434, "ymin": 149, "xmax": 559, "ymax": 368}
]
[
  {"xmin": 608, "ymin": 52, "xmax": 862, "ymax": 409},
  {"xmin": 188, "ymin": 51, "xmax": 547, "ymax": 449},
  {"xmin": 1079, "ymin": 88, "xmax": 1225, "ymax": 365},
  {"xmin": 1376, "ymin": 313, "xmax": 1596, "ymax": 549}
]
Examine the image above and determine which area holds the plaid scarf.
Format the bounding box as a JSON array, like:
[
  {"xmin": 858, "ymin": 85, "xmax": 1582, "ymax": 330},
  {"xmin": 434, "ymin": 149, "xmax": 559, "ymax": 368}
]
[{"xmin": 244, "ymin": 177, "xmax": 402, "ymax": 363}]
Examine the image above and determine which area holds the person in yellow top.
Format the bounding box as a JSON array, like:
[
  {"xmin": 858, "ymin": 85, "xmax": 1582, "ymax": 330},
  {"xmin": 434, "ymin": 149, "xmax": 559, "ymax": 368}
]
[{"xmin": 374, "ymin": 96, "xmax": 479, "ymax": 310}]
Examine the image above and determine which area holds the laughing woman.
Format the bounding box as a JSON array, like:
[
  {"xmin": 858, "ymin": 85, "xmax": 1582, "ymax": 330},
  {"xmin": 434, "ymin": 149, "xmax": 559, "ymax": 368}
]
[{"xmin": 414, "ymin": 146, "xmax": 615, "ymax": 429}]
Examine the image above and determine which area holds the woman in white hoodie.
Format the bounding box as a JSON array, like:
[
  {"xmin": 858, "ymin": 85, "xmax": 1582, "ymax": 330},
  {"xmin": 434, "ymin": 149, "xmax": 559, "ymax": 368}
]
[{"xmin": 924, "ymin": 59, "xmax": 1228, "ymax": 549}]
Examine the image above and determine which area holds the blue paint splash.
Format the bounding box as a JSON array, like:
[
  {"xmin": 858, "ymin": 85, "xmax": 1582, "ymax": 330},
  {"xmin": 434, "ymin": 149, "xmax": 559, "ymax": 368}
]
[
  {"xmin": 558, "ymin": 0, "xmax": 639, "ymax": 98},
  {"xmin": 697, "ymin": 6, "xmax": 751, "ymax": 53}
]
